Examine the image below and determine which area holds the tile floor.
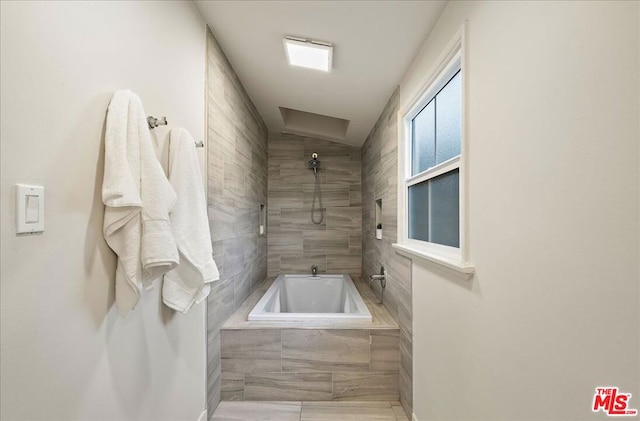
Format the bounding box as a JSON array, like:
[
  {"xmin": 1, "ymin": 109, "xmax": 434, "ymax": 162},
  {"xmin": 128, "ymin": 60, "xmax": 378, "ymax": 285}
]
[{"xmin": 211, "ymin": 400, "xmax": 409, "ymax": 421}]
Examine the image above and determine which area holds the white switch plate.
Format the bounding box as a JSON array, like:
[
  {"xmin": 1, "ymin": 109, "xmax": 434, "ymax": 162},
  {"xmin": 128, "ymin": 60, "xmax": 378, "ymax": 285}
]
[{"xmin": 16, "ymin": 184, "xmax": 44, "ymax": 234}]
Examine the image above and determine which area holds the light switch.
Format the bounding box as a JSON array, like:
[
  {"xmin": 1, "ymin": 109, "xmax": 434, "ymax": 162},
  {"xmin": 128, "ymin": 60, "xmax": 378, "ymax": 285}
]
[
  {"xmin": 16, "ymin": 184, "xmax": 44, "ymax": 234},
  {"xmin": 25, "ymin": 195, "xmax": 39, "ymax": 223}
]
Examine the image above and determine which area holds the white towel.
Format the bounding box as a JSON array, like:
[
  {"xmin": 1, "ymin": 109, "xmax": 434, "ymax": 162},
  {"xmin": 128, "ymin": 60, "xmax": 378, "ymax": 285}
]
[
  {"xmin": 102, "ymin": 90, "xmax": 179, "ymax": 316},
  {"xmin": 137, "ymin": 112, "xmax": 179, "ymax": 287},
  {"xmin": 162, "ymin": 128, "xmax": 219, "ymax": 313}
]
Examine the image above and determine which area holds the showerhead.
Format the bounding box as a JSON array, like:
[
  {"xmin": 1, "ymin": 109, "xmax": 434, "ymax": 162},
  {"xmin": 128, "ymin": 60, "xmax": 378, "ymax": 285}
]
[{"xmin": 308, "ymin": 153, "xmax": 320, "ymax": 171}]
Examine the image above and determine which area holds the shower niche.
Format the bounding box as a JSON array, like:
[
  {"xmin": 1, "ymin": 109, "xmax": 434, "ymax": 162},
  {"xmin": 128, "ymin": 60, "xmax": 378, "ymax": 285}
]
[{"xmin": 259, "ymin": 203, "xmax": 266, "ymax": 236}]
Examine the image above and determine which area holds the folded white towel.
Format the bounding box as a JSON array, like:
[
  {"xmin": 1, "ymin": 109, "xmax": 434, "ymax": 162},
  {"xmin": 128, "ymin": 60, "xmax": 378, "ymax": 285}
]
[
  {"xmin": 162, "ymin": 128, "xmax": 219, "ymax": 313},
  {"xmin": 103, "ymin": 90, "xmax": 179, "ymax": 317}
]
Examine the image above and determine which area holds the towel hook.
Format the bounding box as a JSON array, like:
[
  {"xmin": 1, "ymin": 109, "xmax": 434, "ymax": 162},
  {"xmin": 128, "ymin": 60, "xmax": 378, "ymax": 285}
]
[
  {"xmin": 147, "ymin": 115, "xmax": 204, "ymax": 148},
  {"xmin": 147, "ymin": 115, "xmax": 168, "ymax": 129}
]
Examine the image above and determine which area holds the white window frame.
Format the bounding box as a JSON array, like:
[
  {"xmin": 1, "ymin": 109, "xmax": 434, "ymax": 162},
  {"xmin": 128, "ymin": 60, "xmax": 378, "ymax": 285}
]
[{"xmin": 393, "ymin": 24, "xmax": 474, "ymax": 277}]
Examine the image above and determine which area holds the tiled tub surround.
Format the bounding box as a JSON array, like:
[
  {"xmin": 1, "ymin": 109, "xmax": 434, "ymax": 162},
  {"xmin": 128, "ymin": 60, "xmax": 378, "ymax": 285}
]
[
  {"xmin": 221, "ymin": 277, "xmax": 400, "ymax": 402},
  {"xmin": 361, "ymin": 88, "xmax": 414, "ymax": 416},
  {"xmin": 267, "ymin": 133, "xmax": 362, "ymax": 277},
  {"xmin": 205, "ymin": 28, "xmax": 269, "ymax": 415}
]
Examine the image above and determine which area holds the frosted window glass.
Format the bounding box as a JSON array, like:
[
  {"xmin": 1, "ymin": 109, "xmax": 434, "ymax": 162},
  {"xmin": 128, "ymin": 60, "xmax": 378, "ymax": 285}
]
[
  {"xmin": 411, "ymin": 100, "xmax": 435, "ymax": 175},
  {"xmin": 408, "ymin": 181, "xmax": 429, "ymax": 241},
  {"xmin": 407, "ymin": 66, "xmax": 462, "ymax": 249},
  {"xmin": 429, "ymin": 169, "xmax": 459, "ymax": 247},
  {"xmin": 435, "ymin": 71, "xmax": 461, "ymax": 164}
]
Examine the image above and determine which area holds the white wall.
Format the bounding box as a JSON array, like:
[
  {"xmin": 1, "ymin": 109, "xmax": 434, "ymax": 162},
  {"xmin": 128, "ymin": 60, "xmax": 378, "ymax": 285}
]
[
  {"xmin": 0, "ymin": 2, "xmax": 207, "ymax": 420},
  {"xmin": 402, "ymin": 1, "xmax": 640, "ymax": 420}
]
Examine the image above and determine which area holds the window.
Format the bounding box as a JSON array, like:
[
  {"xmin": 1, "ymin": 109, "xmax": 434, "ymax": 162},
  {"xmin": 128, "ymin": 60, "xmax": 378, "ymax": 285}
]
[
  {"xmin": 408, "ymin": 70, "xmax": 461, "ymax": 248},
  {"xmin": 394, "ymin": 27, "xmax": 474, "ymax": 276}
]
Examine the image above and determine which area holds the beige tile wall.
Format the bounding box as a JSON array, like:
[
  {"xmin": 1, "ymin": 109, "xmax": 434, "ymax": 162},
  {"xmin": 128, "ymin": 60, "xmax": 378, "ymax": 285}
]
[
  {"xmin": 267, "ymin": 133, "xmax": 362, "ymax": 277},
  {"xmin": 361, "ymin": 88, "xmax": 414, "ymax": 416},
  {"xmin": 206, "ymin": 28, "xmax": 268, "ymax": 417},
  {"xmin": 221, "ymin": 328, "xmax": 400, "ymax": 401}
]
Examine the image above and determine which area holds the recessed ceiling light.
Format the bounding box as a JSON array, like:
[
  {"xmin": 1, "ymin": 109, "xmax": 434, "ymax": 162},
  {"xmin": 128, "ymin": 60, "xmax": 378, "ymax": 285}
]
[{"xmin": 283, "ymin": 37, "xmax": 332, "ymax": 72}]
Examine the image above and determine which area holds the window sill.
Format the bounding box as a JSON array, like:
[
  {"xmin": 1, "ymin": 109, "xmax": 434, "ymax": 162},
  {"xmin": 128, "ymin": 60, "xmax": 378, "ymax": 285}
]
[{"xmin": 392, "ymin": 243, "xmax": 475, "ymax": 280}]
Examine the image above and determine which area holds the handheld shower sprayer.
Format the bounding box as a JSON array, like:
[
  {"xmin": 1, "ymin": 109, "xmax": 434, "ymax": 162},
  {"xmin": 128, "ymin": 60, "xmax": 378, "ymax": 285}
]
[{"xmin": 308, "ymin": 153, "xmax": 323, "ymax": 224}]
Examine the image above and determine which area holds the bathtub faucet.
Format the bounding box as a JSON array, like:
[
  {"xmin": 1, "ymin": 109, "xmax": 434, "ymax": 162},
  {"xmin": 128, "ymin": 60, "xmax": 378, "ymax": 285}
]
[
  {"xmin": 311, "ymin": 265, "xmax": 318, "ymax": 276},
  {"xmin": 369, "ymin": 266, "xmax": 386, "ymax": 304}
]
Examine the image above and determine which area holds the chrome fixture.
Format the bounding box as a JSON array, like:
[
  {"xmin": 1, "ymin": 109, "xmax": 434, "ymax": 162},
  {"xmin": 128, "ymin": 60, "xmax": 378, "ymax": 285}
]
[
  {"xmin": 146, "ymin": 115, "xmax": 204, "ymax": 148},
  {"xmin": 308, "ymin": 153, "xmax": 323, "ymax": 224},
  {"xmin": 308, "ymin": 153, "xmax": 321, "ymax": 171},
  {"xmin": 311, "ymin": 265, "xmax": 318, "ymax": 276},
  {"xmin": 147, "ymin": 115, "xmax": 168, "ymax": 129},
  {"xmin": 369, "ymin": 266, "xmax": 386, "ymax": 305}
]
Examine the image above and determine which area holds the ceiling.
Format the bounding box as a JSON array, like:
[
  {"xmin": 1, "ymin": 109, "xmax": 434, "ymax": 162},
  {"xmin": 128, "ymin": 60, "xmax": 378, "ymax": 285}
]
[{"xmin": 195, "ymin": 1, "xmax": 447, "ymax": 147}]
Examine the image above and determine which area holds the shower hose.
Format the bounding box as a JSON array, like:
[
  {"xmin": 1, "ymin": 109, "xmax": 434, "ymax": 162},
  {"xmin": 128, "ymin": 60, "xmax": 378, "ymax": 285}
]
[{"xmin": 311, "ymin": 168, "xmax": 323, "ymax": 224}]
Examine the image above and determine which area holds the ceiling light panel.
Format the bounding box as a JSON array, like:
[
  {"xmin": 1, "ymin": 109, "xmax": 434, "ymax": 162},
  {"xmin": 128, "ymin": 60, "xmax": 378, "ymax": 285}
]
[{"xmin": 284, "ymin": 37, "xmax": 332, "ymax": 72}]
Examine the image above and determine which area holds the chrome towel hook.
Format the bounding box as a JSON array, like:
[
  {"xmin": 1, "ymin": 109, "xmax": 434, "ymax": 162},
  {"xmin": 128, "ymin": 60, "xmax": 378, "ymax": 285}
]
[
  {"xmin": 147, "ymin": 115, "xmax": 168, "ymax": 129},
  {"xmin": 146, "ymin": 115, "xmax": 204, "ymax": 148}
]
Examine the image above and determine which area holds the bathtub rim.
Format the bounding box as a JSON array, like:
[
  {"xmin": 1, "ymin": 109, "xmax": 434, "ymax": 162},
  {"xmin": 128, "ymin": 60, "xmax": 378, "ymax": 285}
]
[
  {"xmin": 221, "ymin": 276, "xmax": 399, "ymax": 330},
  {"xmin": 247, "ymin": 273, "xmax": 373, "ymax": 322}
]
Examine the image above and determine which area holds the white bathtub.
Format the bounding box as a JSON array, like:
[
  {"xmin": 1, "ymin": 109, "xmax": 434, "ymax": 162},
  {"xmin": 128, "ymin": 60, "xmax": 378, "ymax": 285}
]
[{"xmin": 248, "ymin": 274, "xmax": 372, "ymax": 322}]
